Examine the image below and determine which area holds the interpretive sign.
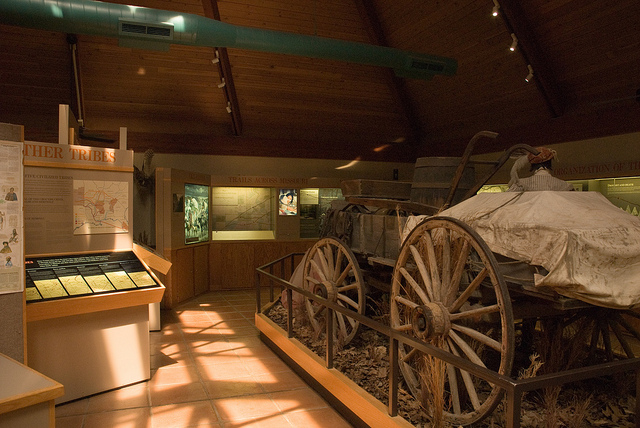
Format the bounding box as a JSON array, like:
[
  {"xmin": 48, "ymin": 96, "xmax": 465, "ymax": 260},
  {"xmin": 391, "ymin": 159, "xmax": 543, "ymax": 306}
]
[
  {"xmin": 0, "ymin": 140, "xmax": 23, "ymax": 295},
  {"xmin": 25, "ymin": 251, "xmax": 159, "ymax": 302}
]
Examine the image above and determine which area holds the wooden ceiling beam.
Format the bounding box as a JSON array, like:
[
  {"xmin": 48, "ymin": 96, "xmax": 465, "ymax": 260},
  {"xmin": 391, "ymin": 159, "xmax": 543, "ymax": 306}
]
[
  {"xmin": 201, "ymin": 0, "xmax": 243, "ymax": 135},
  {"xmin": 497, "ymin": 0, "xmax": 565, "ymax": 118},
  {"xmin": 353, "ymin": 0, "xmax": 424, "ymax": 144}
]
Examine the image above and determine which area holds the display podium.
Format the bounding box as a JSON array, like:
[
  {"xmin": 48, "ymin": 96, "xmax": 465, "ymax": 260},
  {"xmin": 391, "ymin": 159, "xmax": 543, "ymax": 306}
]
[
  {"xmin": 25, "ymin": 251, "xmax": 164, "ymax": 403},
  {"xmin": 0, "ymin": 353, "xmax": 64, "ymax": 428}
]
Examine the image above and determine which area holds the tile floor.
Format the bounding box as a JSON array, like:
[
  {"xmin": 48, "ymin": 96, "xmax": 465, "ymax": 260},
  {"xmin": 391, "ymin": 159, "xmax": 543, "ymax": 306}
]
[{"xmin": 54, "ymin": 290, "xmax": 354, "ymax": 428}]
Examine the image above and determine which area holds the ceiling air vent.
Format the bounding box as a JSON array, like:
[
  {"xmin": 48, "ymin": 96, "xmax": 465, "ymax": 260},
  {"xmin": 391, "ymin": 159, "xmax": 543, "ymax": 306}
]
[{"xmin": 118, "ymin": 19, "xmax": 174, "ymax": 40}]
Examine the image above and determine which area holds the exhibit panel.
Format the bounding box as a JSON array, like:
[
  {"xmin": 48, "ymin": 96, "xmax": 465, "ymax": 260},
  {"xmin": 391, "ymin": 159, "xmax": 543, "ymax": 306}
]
[
  {"xmin": 22, "ymin": 141, "xmax": 165, "ymax": 403},
  {"xmin": 0, "ymin": 138, "xmax": 25, "ymax": 363}
]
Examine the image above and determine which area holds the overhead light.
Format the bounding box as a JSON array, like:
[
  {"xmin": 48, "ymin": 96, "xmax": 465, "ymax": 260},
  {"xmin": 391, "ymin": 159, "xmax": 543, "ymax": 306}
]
[
  {"xmin": 525, "ymin": 64, "xmax": 534, "ymax": 82},
  {"xmin": 509, "ymin": 33, "xmax": 518, "ymax": 51},
  {"xmin": 211, "ymin": 50, "xmax": 220, "ymax": 64},
  {"xmin": 217, "ymin": 78, "xmax": 226, "ymax": 88},
  {"xmin": 226, "ymin": 102, "xmax": 232, "ymax": 113},
  {"xmin": 492, "ymin": 0, "xmax": 500, "ymax": 16}
]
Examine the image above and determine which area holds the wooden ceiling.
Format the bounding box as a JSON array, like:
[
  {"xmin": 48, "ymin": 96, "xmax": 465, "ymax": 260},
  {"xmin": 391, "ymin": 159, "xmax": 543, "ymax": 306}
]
[{"xmin": 1, "ymin": 0, "xmax": 639, "ymax": 163}]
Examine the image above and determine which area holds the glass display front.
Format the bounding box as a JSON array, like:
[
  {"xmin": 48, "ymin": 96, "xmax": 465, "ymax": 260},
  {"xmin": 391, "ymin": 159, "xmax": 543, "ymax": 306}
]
[
  {"xmin": 299, "ymin": 188, "xmax": 343, "ymax": 238},
  {"xmin": 211, "ymin": 187, "xmax": 275, "ymax": 240},
  {"xmin": 184, "ymin": 183, "xmax": 210, "ymax": 245}
]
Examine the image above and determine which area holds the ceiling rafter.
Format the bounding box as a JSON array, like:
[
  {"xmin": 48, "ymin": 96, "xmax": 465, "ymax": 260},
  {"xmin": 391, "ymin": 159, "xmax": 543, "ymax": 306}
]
[
  {"xmin": 201, "ymin": 0, "xmax": 243, "ymax": 136},
  {"xmin": 497, "ymin": 0, "xmax": 565, "ymax": 118},
  {"xmin": 353, "ymin": 0, "xmax": 424, "ymax": 145}
]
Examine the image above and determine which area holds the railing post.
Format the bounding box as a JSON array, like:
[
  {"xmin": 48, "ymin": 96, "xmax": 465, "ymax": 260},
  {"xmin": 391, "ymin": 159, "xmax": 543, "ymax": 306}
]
[
  {"xmin": 255, "ymin": 270, "xmax": 261, "ymax": 313},
  {"xmin": 636, "ymin": 368, "xmax": 640, "ymax": 428},
  {"xmin": 326, "ymin": 307, "xmax": 334, "ymax": 369},
  {"xmin": 505, "ymin": 385, "xmax": 521, "ymax": 428},
  {"xmin": 269, "ymin": 264, "xmax": 275, "ymax": 303},
  {"xmin": 286, "ymin": 288, "xmax": 293, "ymax": 338},
  {"xmin": 388, "ymin": 336, "xmax": 398, "ymax": 416}
]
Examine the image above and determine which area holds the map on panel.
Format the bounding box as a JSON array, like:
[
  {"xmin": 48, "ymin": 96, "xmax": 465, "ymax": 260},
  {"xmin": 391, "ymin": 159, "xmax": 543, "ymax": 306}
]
[
  {"xmin": 73, "ymin": 180, "xmax": 129, "ymax": 234},
  {"xmin": 212, "ymin": 187, "xmax": 272, "ymax": 231}
]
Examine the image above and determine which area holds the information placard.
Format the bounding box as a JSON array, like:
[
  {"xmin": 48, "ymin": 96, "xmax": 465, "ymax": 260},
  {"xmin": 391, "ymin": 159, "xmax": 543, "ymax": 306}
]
[{"xmin": 25, "ymin": 251, "xmax": 159, "ymax": 302}]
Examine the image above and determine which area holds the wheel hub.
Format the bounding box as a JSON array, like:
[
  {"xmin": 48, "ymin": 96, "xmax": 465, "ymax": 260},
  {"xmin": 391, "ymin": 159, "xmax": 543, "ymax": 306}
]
[
  {"xmin": 411, "ymin": 302, "xmax": 451, "ymax": 339},
  {"xmin": 313, "ymin": 280, "xmax": 338, "ymax": 302}
]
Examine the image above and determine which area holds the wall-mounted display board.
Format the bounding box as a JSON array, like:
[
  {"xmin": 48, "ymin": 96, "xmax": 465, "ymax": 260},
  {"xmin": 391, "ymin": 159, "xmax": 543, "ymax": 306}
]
[
  {"xmin": 23, "ymin": 141, "xmax": 134, "ymax": 256},
  {"xmin": 25, "ymin": 251, "xmax": 160, "ymax": 303}
]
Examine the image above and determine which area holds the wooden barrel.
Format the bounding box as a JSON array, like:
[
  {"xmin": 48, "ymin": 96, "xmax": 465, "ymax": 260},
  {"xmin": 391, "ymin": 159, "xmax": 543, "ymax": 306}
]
[{"xmin": 410, "ymin": 157, "xmax": 475, "ymax": 208}]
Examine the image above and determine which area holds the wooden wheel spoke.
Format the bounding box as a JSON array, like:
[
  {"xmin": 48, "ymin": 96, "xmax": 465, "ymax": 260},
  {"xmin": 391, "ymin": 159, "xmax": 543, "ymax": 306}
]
[
  {"xmin": 337, "ymin": 293, "xmax": 360, "ymax": 310},
  {"xmin": 409, "ymin": 245, "xmax": 435, "ymax": 302},
  {"xmin": 336, "ymin": 283, "xmax": 358, "ymax": 293},
  {"xmin": 615, "ymin": 313, "xmax": 640, "ymax": 342},
  {"xmin": 305, "ymin": 275, "xmax": 320, "ymax": 286},
  {"xmin": 451, "ymin": 323, "xmax": 502, "ymax": 353},
  {"xmin": 316, "ymin": 248, "xmax": 331, "ymax": 279},
  {"xmin": 335, "ymin": 263, "xmax": 354, "ymax": 287},
  {"xmin": 309, "ymin": 259, "xmax": 327, "ymax": 282},
  {"xmin": 395, "ymin": 323, "xmax": 413, "ymax": 332},
  {"xmin": 311, "ymin": 304, "xmax": 326, "ymax": 319},
  {"xmin": 399, "ymin": 266, "xmax": 431, "ymax": 304},
  {"xmin": 449, "ymin": 303, "xmax": 500, "ymax": 322},
  {"xmin": 441, "ymin": 231, "xmax": 452, "ymax": 297},
  {"xmin": 448, "ymin": 330, "xmax": 487, "ymax": 368},
  {"xmin": 332, "ymin": 249, "xmax": 344, "ymax": 282},
  {"xmin": 323, "ymin": 246, "xmax": 335, "ymax": 278},
  {"xmin": 403, "ymin": 347, "xmax": 420, "ymax": 364},
  {"xmin": 601, "ymin": 321, "xmax": 614, "ymax": 361},
  {"xmin": 394, "ymin": 294, "xmax": 419, "ymax": 310},
  {"xmin": 448, "ymin": 338, "xmax": 481, "ymax": 410},
  {"xmin": 445, "ymin": 362, "xmax": 461, "ymax": 415},
  {"xmin": 421, "ymin": 231, "xmax": 442, "ymax": 301},
  {"xmin": 448, "ymin": 240, "xmax": 471, "ymax": 305},
  {"xmin": 336, "ymin": 311, "xmax": 349, "ymax": 338},
  {"xmin": 444, "ymin": 341, "xmax": 462, "ymax": 416},
  {"xmin": 448, "ymin": 267, "xmax": 488, "ymax": 313},
  {"xmin": 609, "ymin": 318, "xmax": 635, "ymax": 358}
]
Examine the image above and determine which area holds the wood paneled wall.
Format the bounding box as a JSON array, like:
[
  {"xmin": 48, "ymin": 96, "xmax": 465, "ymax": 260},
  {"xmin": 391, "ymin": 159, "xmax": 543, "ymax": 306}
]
[
  {"xmin": 209, "ymin": 240, "xmax": 313, "ymax": 291},
  {"xmin": 161, "ymin": 239, "xmax": 313, "ymax": 309}
]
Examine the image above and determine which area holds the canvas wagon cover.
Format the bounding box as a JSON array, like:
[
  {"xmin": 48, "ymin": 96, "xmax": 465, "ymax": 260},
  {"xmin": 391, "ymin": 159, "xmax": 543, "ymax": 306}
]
[{"xmin": 421, "ymin": 191, "xmax": 640, "ymax": 309}]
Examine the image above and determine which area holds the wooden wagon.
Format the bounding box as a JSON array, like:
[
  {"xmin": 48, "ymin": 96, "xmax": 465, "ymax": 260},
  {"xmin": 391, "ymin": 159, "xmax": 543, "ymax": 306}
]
[{"xmin": 296, "ymin": 132, "xmax": 640, "ymax": 426}]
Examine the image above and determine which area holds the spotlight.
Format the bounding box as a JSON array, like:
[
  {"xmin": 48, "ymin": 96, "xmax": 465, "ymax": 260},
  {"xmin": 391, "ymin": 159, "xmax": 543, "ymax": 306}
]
[
  {"xmin": 212, "ymin": 50, "xmax": 220, "ymax": 64},
  {"xmin": 226, "ymin": 102, "xmax": 232, "ymax": 113},
  {"xmin": 492, "ymin": 0, "xmax": 500, "ymax": 16},
  {"xmin": 510, "ymin": 33, "xmax": 518, "ymax": 51},
  {"xmin": 525, "ymin": 64, "xmax": 534, "ymax": 82},
  {"xmin": 217, "ymin": 78, "xmax": 226, "ymax": 89}
]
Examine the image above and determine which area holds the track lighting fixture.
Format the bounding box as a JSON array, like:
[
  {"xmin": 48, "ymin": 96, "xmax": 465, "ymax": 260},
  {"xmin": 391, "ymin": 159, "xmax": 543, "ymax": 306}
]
[
  {"xmin": 525, "ymin": 64, "xmax": 534, "ymax": 82},
  {"xmin": 509, "ymin": 33, "xmax": 518, "ymax": 51},
  {"xmin": 226, "ymin": 102, "xmax": 232, "ymax": 113},
  {"xmin": 211, "ymin": 50, "xmax": 220, "ymax": 64},
  {"xmin": 217, "ymin": 78, "xmax": 226, "ymax": 88},
  {"xmin": 492, "ymin": 0, "xmax": 500, "ymax": 17}
]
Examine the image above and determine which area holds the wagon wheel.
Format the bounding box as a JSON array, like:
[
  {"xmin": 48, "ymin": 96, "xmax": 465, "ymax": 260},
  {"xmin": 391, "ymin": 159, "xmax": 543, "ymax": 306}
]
[
  {"xmin": 390, "ymin": 216, "xmax": 514, "ymax": 426},
  {"xmin": 541, "ymin": 307, "xmax": 640, "ymax": 364},
  {"xmin": 302, "ymin": 237, "xmax": 365, "ymax": 346}
]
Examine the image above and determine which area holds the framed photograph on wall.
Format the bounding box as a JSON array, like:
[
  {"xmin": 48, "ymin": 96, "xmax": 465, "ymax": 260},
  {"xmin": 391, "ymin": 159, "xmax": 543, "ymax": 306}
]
[
  {"xmin": 184, "ymin": 183, "xmax": 209, "ymax": 244},
  {"xmin": 278, "ymin": 189, "xmax": 297, "ymax": 216}
]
